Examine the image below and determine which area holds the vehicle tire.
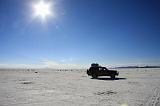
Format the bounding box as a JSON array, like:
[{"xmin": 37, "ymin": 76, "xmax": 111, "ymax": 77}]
[
  {"xmin": 111, "ymin": 75, "xmax": 115, "ymax": 79},
  {"xmin": 92, "ymin": 73, "xmax": 97, "ymax": 79}
]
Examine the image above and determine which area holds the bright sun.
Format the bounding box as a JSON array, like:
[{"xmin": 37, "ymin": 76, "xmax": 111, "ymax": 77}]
[{"xmin": 33, "ymin": 0, "xmax": 53, "ymax": 21}]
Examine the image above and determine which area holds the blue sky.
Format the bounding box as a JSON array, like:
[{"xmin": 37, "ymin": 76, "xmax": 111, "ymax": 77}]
[{"xmin": 0, "ymin": 0, "xmax": 160, "ymax": 68}]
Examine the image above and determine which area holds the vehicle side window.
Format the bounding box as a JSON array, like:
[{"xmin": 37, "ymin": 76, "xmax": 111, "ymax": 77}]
[{"xmin": 99, "ymin": 68, "xmax": 102, "ymax": 71}]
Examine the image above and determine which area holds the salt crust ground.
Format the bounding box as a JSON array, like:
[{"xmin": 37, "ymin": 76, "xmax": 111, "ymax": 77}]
[{"xmin": 0, "ymin": 68, "xmax": 160, "ymax": 106}]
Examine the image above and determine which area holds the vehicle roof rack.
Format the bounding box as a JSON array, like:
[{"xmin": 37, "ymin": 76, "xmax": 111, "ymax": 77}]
[{"xmin": 91, "ymin": 63, "xmax": 99, "ymax": 67}]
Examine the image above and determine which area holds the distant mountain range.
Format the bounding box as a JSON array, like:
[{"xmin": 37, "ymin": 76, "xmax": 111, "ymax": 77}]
[{"xmin": 115, "ymin": 66, "xmax": 160, "ymax": 69}]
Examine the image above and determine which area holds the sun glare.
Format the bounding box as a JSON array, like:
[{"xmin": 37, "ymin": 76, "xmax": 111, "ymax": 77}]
[{"xmin": 33, "ymin": 0, "xmax": 53, "ymax": 21}]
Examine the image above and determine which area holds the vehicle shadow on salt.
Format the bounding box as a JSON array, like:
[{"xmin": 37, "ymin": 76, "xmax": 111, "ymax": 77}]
[{"xmin": 92, "ymin": 77, "xmax": 127, "ymax": 81}]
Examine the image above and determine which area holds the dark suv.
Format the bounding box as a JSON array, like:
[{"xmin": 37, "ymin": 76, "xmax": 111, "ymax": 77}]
[{"xmin": 87, "ymin": 63, "xmax": 119, "ymax": 79}]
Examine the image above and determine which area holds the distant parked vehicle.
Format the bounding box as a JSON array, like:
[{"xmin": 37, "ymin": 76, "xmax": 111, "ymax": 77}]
[{"xmin": 87, "ymin": 63, "xmax": 119, "ymax": 79}]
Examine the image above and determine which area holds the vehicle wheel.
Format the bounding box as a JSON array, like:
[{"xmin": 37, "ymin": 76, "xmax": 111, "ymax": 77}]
[
  {"xmin": 92, "ymin": 74, "xmax": 97, "ymax": 79},
  {"xmin": 111, "ymin": 75, "xmax": 115, "ymax": 79}
]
